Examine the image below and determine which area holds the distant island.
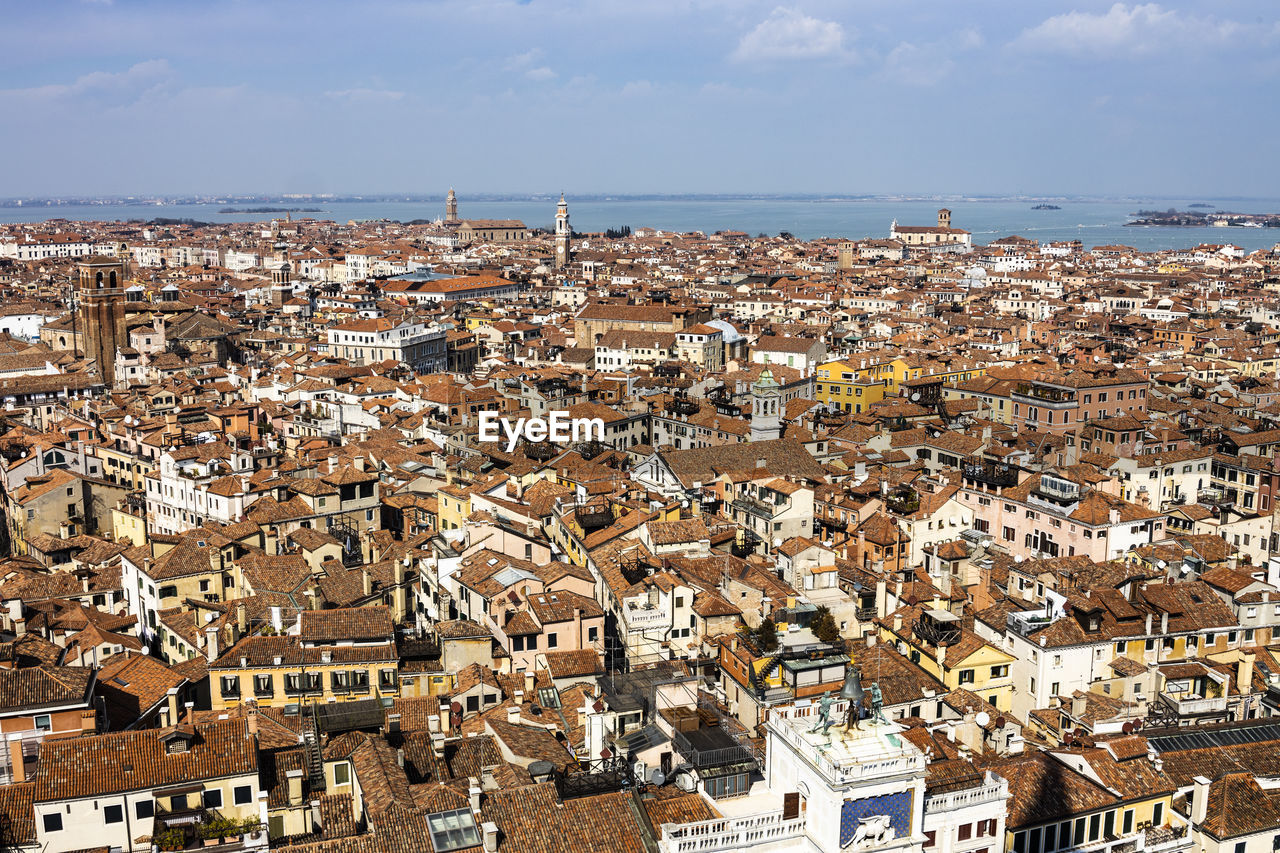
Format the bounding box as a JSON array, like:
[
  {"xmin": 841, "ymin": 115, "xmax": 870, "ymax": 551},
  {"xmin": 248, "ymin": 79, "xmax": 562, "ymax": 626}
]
[
  {"xmin": 1127, "ymin": 208, "xmax": 1280, "ymax": 228},
  {"xmin": 218, "ymin": 206, "xmax": 323, "ymax": 213},
  {"xmin": 1031, "ymin": 204, "xmax": 1060, "ymax": 210},
  {"xmin": 1188, "ymin": 203, "xmax": 1214, "ymax": 208}
]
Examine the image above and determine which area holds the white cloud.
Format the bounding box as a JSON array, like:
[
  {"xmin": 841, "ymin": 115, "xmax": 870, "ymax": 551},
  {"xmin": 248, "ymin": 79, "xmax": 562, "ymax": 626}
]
[
  {"xmin": 1013, "ymin": 3, "xmax": 1240, "ymax": 57},
  {"xmin": 731, "ymin": 6, "xmax": 849, "ymax": 63},
  {"xmin": 524, "ymin": 66, "xmax": 557, "ymax": 81},
  {"xmin": 504, "ymin": 48, "xmax": 544, "ymax": 71},
  {"xmin": 882, "ymin": 28, "xmax": 982, "ymax": 87},
  {"xmin": 620, "ymin": 80, "xmax": 654, "ymax": 97},
  {"xmin": 0, "ymin": 59, "xmax": 172, "ymax": 101},
  {"xmin": 324, "ymin": 88, "xmax": 405, "ymax": 102}
]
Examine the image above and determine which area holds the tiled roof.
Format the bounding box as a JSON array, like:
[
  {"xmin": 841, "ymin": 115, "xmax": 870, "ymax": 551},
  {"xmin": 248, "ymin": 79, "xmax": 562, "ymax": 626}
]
[{"xmin": 33, "ymin": 718, "xmax": 257, "ymax": 802}]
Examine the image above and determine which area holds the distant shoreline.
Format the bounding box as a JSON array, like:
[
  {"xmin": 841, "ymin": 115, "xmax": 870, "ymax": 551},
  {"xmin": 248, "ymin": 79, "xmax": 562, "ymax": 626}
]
[{"xmin": 217, "ymin": 207, "xmax": 324, "ymax": 213}]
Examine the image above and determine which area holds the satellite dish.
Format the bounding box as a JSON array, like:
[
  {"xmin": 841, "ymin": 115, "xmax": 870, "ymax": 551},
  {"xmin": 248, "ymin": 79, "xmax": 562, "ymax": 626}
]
[
  {"xmin": 773, "ymin": 538, "xmax": 783, "ymax": 548},
  {"xmin": 975, "ymin": 711, "xmax": 991, "ymax": 727},
  {"xmin": 1063, "ymin": 732, "xmax": 1074, "ymax": 745},
  {"xmin": 1122, "ymin": 722, "xmax": 1135, "ymax": 734},
  {"xmin": 910, "ymin": 393, "xmax": 920, "ymax": 402},
  {"xmin": 649, "ymin": 769, "xmax": 666, "ymax": 787}
]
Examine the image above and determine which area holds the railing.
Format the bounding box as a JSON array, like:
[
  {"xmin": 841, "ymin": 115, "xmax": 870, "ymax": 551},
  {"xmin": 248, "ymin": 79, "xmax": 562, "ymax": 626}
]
[
  {"xmin": 924, "ymin": 776, "xmax": 1008, "ymax": 814},
  {"xmin": 672, "ymin": 728, "xmax": 755, "ymax": 769},
  {"xmin": 766, "ymin": 706, "xmax": 925, "ymax": 785},
  {"xmin": 1158, "ymin": 693, "xmax": 1227, "ymax": 716},
  {"xmin": 660, "ymin": 810, "xmax": 807, "ymax": 853},
  {"xmin": 732, "ymin": 495, "xmax": 778, "ymax": 519},
  {"xmin": 856, "ymin": 606, "xmax": 877, "ymax": 621},
  {"xmin": 1014, "ymin": 384, "xmax": 1075, "ymax": 404},
  {"xmin": 624, "ymin": 604, "xmax": 670, "ymax": 629},
  {"xmin": 963, "ymin": 463, "xmax": 1018, "ymax": 488}
]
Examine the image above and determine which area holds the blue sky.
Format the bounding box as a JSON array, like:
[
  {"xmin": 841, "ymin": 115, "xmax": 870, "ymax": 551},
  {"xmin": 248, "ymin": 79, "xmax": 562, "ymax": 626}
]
[{"xmin": 2, "ymin": 1, "xmax": 1278, "ymax": 197}]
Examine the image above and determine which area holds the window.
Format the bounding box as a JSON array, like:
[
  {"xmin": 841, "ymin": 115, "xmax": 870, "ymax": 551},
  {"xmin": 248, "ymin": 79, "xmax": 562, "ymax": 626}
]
[
  {"xmin": 136, "ymin": 800, "xmax": 154, "ymax": 819},
  {"xmin": 991, "ymin": 665, "xmax": 1009, "ymax": 678},
  {"xmin": 548, "ymin": 633, "xmax": 558, "ymax": 648},
  {"xmin": 426, "ymin": 808, "xmax": 482, "ymax": 853},
  {"xmin": 959, "ymin": 669, "xmax": 975, "ymax": 685},
  {"xmin": 104, "ymin": 805, "xmax": 123, "ymax": 824},
  {"xmin": 221, "ymin": 675, "xmax": 240, "ymax": 697},
  {"xmin": 34, "ymin": 714, "xmax": 51, "ymax": 731},
  {"xmin": 1152, "ymin": 803, "xmax": 1163, "ymax": 827},
  {"xmin": 959, "ymin": 824, "xmax": 973, "ymax": 841},
  {"xmin": 203, "ymin": 789, "xmax": 223, "ymax": 809},
  {"xmin": 1122, "ymin": 810, "xmax": 1134, "ymax": 835},
  {"xmin": 43, "ymin": 813, "xmax": 62, "ymax": 833},
  {"xmin": 588, "ymin": 626, "xmax": 598, "ymax": 642},
  {"xmin": 334, "ymin": 763, "xmax": 350, "ymax": 786}
]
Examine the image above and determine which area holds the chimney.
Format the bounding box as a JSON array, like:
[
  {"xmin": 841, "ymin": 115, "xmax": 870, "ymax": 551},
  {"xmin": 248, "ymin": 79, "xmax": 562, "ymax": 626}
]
[
  {"xmin": 1239, "ymin": 650, "xmax": 1256, "ymax": 693},
  {"xmin": 524, "ymin": 671, "xmax": 535, "ymax": 696},
  {"xmin": 166, "ymin": 688, "xmax": 179, "ymax": 725},
  {"xmin": 469, "ymin": 779, "xmax": 482, "ymax": 814},
  {"xmin": 286, "ymin": 769, "xmax": 304, "ymax": 806},
  {"xmin": 13, "ymin": 618, "xmax": 24, "ymax": 638},
  {"xmin": 247, "ymin": 702, "xmax": 259, "ymax": 737},
  {"xmin": 205, "ymin": 625, "xmax": 219, "ymax": 661},
  {"xmin": 1191, "ymin": 775, "xmax": 1211, "ymax": 825},
  {"xmin": 236, "ymin": 603, "xmax": 247, "ymax": 637},
  {"xmin": 439, "ymin": 700, "xmax": 451, "ymax": 736},
  {"xmin": 1109, "ymin": 508, "xmax": 1120, "ymax": 526},
  {"xmin": 1071, "ymin": 694, "xmax": 1086, "ymax": 718},
  {"xmin": 184, "ymin": 702, "xmax": 194, "ymax": 723},
  {"xmin": 353, "ymin": 456, "xmax": 366, "ymax": 472},
  {"xmin": 937, "ymin": 644, "xmax": 947, "ymax": 666},
  {"xmin": 394, "ymin": 559, "xmax": 407, "ymax": 622},
  {"xmin": 1144, "ymin": 613, "xmax": 1153, "ymax": 635},
  {"xmin": 430, "ymin": 731, "xmax": 446, "ymax": 759},
  {"xmin": 270, "ymin": 606, "xmax": 283, "ymax": 632},
  {"xmin": 362, "ymin": 568, "xmax": 372, "ymax": 598},
  {"xmin": 79, "ymin": 710, "xmax": 95, "ymax": 735},
  {"xmin": 893, "ymin": 612, "xmax": 903, "ymax": 633},
  {"xmin": 506, "ymin": 706, "xmax": 520, "ymax": 726},
  {"xmin": 7, "ymin": 733, "xmax": 25, "ymax": 782},
  {"xmin": 482, "ymin": 822, "xmax": 499, "ymax": 853},
  {"xmin": 1160, "ymin": 612, "xmax": 1168, "ymax": 634}
]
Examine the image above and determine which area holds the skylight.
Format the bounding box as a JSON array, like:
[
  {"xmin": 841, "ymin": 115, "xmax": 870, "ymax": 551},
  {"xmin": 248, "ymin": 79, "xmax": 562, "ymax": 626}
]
[{"xmin": 426, "ymin": 808, "xmax": 481, "ymax": 853}]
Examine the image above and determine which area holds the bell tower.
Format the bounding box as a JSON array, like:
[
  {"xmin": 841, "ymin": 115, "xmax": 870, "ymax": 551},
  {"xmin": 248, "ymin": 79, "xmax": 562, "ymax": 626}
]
[
  {"xmin": 445, "ymin": 188, "xmax": 458, "ymax": 224},
  {"xmin": 750, "ymin": 368, "xmax": 784, "ymax": 442},
  {"xmin": 554, "ymin": 193, "xmax": 571, "ymax": 269},
  {"xmin": 78, "ymin": 256, "xmax": 128, "ymax": 385},
  {"xmin": 937, "ymin": 208, "xmax": 951, "ymax": 230}
]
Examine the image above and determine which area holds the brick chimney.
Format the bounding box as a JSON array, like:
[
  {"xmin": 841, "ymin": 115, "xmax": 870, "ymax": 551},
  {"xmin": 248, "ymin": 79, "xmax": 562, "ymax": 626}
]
[{"xmin": 6, "ymin": 733, "xmax": 25, "ymax": 782}]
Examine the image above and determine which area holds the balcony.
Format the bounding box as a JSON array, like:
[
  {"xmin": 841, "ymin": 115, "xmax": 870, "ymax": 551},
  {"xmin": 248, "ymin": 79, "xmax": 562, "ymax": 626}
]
[
  {"xmin": 732, "ymin": 494, "xmax": 781, "ymax": 519},
  {"xmin": 667, "ymin": 393, "xmax": 700, "ymax": 416},
  {"xmin": 574, "ymin": 500, "xmax": 614, "ymax": 531},
  {"xmin": 672, "ymin": 726, "xmax": 756, "ymax": 770},
  {"xmin": 1007, "ymin": 609, "xmax": 1056, "ymax": 637},
  {"xmin": 912, "ymin": 609, "xmax": 962, "ymax": 646},
  {"xmin": 924, "ymin": 773, "xmax": 1009, "ymax": 814},
  {"xmin": 1014, "ymin": 383, "xmax": 1076, "ymax": 406},
  {"xmin": 963, "ymin": 463, "xmax": 1017, "ymax": 488},
  {"xmin": 1157, "ymin": 692, "xmax": 1228, "ymax": 717},
  {"xmin": 884, "ymin": 489, "xmax": 920, "ymax": 515},
  {"xmin": 658, "ymin": 810, "xmax": 807, "ymax": 853}
]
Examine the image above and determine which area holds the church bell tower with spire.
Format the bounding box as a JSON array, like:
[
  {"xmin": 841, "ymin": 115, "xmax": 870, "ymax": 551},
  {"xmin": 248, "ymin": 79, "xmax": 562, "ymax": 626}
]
[{"xmin": 554, "ymin": 193, "xmax": 571, "ymax": 269}]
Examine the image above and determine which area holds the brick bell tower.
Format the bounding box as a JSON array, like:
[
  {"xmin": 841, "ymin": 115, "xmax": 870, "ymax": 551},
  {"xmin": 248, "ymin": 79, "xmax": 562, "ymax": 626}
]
[{"xmin": 77, "ymin": 256, "xmax": 128, "ymax": 385}]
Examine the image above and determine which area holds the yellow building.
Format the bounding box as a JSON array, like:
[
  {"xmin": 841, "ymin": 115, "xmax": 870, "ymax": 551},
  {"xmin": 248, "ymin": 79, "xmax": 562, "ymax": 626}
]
[
  {"xmin": 436, "ymin": 484, "xmax": 472, "ymax": 532},
  {"xmin": 816, "ymin": 360, "xmax": 887, "ymax": 413},
  {"xmin": 209, "ymin": 608, "xmax": 400, "ymax": 711},
  {"xmin": 881, "ymin": 606, "xmax": 1016, "ymax": 712}
]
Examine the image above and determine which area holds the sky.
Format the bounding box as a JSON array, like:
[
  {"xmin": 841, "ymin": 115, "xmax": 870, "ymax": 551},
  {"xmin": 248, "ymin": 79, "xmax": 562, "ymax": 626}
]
[{"xmin": 2, "ymin": 1, "xmax": 1278, "ymax": 198}]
